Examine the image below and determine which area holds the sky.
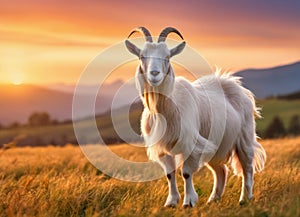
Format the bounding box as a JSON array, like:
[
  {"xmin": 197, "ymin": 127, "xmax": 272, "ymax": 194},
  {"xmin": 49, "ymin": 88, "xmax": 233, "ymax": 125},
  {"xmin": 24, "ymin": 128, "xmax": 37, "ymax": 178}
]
[{"xmin": 0, "ymin": 0, "xmax": 300, "ymax": 85}]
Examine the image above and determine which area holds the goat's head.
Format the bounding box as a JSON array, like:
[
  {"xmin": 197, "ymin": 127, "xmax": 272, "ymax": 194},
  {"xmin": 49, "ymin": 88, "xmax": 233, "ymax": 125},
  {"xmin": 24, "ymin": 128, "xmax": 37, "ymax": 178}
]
[{"xmin": 125, "ymin": 27, "xmax": 186, "ymax": 87}]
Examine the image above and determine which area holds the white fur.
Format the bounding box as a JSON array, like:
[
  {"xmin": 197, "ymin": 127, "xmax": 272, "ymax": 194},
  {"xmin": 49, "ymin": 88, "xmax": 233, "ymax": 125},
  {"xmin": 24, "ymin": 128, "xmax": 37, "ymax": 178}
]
[{"xmin": 126, "ymin": 32, "xmax": 266, "ymax": 207}]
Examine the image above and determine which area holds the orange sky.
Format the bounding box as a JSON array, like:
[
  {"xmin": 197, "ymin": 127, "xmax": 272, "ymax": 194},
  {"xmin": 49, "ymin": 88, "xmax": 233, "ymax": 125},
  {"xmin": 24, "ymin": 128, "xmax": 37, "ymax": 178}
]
[{"xmin": 1, "ymin": 0, "xmax": 299, "ymax": 85}]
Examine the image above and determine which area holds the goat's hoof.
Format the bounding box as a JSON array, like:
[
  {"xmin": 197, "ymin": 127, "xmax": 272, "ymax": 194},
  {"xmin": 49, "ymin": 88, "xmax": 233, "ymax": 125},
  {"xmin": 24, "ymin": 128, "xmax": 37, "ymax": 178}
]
[
  {"xmin": 183, "ymin": 204, "xmax": 192, "ymax": 209},
  {"xmin": 182, "ymin": 193, "xmax": 198, "ymax": 208},
  {"xmin": 207, "ymin": 198, "xmax": 220, "ymax": 205},
  {"xmin": 164, "ymin": 203, "xmax": 177, "ymax": 208},
  {"xmin": 239, "ymin": 200, "xmax": 246, "ymax": 206},
  {"xmin": 182, "ymin": 201, "xmax": 195, "ymax": 209},
  {"xmin": 164, "ymin": 195, "xmax": 180, "ymax": 208},
  {"xmin": 207, "ymin": 195, "xmax": 221, "ymax": 205},
  {"xmin": 213, "ymin": 198, "xmax": 220, "ymax": 204},
  {"xmin": 239, "ymin": 197, "xmax": 253, "ymax": 206}
]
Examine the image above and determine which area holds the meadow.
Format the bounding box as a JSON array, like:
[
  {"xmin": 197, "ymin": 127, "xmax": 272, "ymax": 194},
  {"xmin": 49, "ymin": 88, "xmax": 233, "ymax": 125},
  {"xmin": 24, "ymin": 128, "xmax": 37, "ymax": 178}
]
[
  {"xmin": 256, "ymin": 99, "xmax": 300, "ymax": 132},
  {"xmin": 0, "ymin": 137, "xmax": 299, "ymax": 217}
]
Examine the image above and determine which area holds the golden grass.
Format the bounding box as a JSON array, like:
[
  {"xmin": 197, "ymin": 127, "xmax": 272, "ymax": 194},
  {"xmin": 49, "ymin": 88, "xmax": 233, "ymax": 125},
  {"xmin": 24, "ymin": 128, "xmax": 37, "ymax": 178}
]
[{"xmin": 0, "ymin": 138, "xmax": 299, "ymax": 217}]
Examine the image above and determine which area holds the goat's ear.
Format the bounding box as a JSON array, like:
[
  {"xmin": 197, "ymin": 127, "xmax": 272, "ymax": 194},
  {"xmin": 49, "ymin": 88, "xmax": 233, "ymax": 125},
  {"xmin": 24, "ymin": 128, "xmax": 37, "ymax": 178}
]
[
  {"xmin": 135, "ymin": 65, "xmax": 145, "ymax": 97},
  {"xmin": 170, "ymin": 41, "xmax": 186, "ymax": 57},
  {"xmin": 125, "ymin": 40, "xmax": 141, "ymax": 57}
]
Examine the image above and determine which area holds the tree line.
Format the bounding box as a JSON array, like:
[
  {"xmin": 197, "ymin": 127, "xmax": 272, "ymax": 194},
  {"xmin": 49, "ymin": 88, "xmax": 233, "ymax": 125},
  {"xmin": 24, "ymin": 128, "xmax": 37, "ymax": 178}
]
[
  {"xmin": 263, "ymin": 115, "xmax": 300, "ymax": 138},
  {"xmin": 0, "ymin": 112, "xmax": 299, "ymax": 140},
  {"xmin": 0, "ymin": 112, "xmax": 64, "ymax": 129}
]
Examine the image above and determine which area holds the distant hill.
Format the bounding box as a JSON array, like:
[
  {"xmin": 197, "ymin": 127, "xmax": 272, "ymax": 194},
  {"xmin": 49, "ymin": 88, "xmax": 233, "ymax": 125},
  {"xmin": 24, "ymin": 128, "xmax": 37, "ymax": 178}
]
[
  {"xmin": 277, "ymin": 90, "xmax": 300, "ymax": 100},
  {"xmin": 0, "ymin": 83, "xmax": 132, "ymax": 126},
  {"xmin": 0, "ymin": 84, "xmax": 72, "ymax": 125},
  {"xmin": 0, "ymin": 79, "xmax": 139, "ymax": 126},
  {"xmin": 235, "ymin": 61, "xmax": 300, "ymax": 99}
]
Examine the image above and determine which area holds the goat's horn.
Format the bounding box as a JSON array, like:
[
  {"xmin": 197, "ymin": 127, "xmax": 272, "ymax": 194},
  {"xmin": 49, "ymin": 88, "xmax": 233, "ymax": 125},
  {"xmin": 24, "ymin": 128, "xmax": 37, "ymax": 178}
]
[
  {"xmin": 127, "ymin": 26, "xmax": 153, "ymax": 42},
  {"xmin": 158, "ymin": 27, "xmax": 184, "ymax": 43}
]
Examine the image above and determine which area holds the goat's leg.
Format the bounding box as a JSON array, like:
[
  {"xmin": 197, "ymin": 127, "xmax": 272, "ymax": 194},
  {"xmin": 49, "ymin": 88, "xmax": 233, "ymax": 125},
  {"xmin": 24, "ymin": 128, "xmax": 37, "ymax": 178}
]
[
  {"xmin": 236, "ymin": 139, "xmax": 254, "ymax": 204},
  {"xmin": 158, "ymin": 155, "xmax": 180, "ymax": 207},
  {"xmin": 207, "ymin": 164, "xmax": 228, "ymax": 203},
  {"xmin": 239, "ymin": 161, "xmax": 254, "ymax": 205},
  {"xmin": 181, "ymin": 152, "xmax": 199, "ymax": 208}
]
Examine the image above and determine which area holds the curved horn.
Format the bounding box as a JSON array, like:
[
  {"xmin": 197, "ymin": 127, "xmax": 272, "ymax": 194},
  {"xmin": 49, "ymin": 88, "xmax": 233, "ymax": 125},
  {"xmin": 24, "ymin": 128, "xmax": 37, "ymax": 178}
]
[
  {"xmin": 158, "ymin": 27, "xmax": 184, "ymax": 43},
  {"xmin": 127, "ymin": 26, "xmax": 153, "ymax": 42}
]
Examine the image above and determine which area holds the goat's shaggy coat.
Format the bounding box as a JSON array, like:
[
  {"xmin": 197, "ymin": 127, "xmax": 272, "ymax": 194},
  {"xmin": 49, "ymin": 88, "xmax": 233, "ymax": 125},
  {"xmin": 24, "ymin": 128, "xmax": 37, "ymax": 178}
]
[
  {"xmin": 126, "ymin": 27, "xmax": 266, "ymax": 207},
  {"xmin": 141, "ymin": 72, "xmax": 265, "ymax": 173}
]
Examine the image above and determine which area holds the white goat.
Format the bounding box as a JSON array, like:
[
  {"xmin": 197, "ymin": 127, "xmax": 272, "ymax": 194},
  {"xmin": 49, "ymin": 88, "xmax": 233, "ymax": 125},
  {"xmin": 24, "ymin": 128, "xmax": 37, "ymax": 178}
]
[{"xmin": 125, "ymin": 27, "xmax": 266, "ymax": 208}]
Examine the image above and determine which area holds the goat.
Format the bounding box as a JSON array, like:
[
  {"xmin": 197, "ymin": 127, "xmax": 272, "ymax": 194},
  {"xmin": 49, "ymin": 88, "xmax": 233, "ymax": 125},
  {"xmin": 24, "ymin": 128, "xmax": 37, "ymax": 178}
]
[{"xmin": 125, "ymin": 27, "xmax": 266, "ymax": 208}]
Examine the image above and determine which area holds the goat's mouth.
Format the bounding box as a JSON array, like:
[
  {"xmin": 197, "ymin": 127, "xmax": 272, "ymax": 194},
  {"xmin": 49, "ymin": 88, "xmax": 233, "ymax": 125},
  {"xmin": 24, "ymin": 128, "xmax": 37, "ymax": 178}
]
[{"xmin": 148, "ymin": 78, "xmax": 163, "ymax": 87}]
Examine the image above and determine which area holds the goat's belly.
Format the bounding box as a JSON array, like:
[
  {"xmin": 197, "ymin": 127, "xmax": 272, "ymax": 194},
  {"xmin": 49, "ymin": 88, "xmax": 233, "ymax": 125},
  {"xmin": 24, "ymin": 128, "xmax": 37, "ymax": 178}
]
[
  {"xmin": 209, "ymin": 141, "xmax": 234, "ymax": 164},
  {"xmin": 208, "ymin": 122, "xmax": 240, "ymax": 164}
]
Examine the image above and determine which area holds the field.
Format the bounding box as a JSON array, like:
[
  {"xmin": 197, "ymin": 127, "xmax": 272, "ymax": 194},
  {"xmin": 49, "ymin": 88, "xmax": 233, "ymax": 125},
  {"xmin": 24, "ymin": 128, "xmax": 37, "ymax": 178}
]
[
  {"xmin": 0, "ymin": 137, "xmax": 299, "ymax": 217},
  {"xmin": 256, "ymin": 99, "xmax": 300, "ymax": 132},
  {"xmin": 1, "ymin": 98, "xmax": 300, "ymax": 147}
]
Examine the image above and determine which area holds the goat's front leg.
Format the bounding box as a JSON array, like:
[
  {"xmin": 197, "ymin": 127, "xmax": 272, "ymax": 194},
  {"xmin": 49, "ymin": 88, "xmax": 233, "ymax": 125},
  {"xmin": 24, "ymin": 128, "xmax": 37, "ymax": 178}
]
[
  {"xmin": 158, "ymin": 155, "xmax": 180, "ymax": 207},
  {"xmin": 182, "ymin": 152, "xmax": 200, "ymax": 208}
]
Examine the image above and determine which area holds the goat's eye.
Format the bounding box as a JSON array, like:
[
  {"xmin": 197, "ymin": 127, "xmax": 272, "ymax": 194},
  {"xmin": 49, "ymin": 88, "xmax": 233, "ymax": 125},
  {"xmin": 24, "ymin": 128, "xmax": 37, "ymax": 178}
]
[{"xmin": 140, "ymin": 55, "xmax": 145, "ymax": 60}]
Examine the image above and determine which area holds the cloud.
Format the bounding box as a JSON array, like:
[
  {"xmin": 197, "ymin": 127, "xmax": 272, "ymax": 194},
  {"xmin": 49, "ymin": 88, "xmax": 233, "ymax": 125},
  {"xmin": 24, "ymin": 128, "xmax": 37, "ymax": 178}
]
[{"xmin": 0, "ymin": 0, "xmax": 299, "ymax": 84}]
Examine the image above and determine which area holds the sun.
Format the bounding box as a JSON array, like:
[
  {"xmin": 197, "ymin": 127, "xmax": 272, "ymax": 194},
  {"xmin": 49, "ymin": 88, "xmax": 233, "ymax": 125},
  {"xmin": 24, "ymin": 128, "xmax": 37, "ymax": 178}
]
[{"xmin": 10, "ymin": 73, "xmax": 24, "ymax": 85}]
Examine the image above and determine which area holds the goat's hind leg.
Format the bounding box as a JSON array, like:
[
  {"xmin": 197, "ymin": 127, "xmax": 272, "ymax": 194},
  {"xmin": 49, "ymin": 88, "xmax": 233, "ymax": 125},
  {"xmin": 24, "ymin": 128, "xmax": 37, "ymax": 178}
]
[
  {"xmin": 239, "ymin": 162, "xmax": 254, "ymax": 205},
  {"xmin": 158, "ymin": 155, "xmax": 180, "ymax": 207},
  {"xmin": 236, "ymin": 139, "xmax": 254, "ymax": 205},
  {"xmin": 207, "ymin": 163, "xmax": 228, "ymax": 203}
]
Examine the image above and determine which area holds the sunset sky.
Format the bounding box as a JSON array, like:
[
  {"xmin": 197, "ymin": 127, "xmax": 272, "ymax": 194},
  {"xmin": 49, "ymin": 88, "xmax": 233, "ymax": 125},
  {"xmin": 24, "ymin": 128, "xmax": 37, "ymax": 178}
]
[{"xmin": 1, "ymin": 0, "xmax": 299, "ymax": 85}]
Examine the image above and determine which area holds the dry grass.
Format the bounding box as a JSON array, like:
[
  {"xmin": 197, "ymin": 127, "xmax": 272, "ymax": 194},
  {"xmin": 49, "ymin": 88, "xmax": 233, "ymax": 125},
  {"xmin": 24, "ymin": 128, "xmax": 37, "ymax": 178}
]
[{"xmin": 0, "ymin": 138, "xmax": 299, "ymax": 217}]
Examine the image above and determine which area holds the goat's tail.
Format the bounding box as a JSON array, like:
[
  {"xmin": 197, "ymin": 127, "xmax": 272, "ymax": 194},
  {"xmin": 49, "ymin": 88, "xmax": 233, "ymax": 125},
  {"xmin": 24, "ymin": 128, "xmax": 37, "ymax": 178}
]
[
  {"xmin": 230, "ymin": 149, "xmax": 243, "ymax": 176},
  {"xmin": 231, "ymin": 140, "xmax": 266, "ymax": 176},
  {"xmin": 242, "ymin": 84, "xmax": 262, "ymax": 119},
  {"xmin": 252, "ymin": 140, "xmax": 266, "ymax": 173}
]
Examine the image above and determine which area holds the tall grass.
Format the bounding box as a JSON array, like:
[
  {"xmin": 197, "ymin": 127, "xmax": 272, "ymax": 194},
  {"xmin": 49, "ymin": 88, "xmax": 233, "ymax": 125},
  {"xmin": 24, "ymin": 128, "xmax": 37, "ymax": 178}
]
[{"xmin": 0, "ymin": 138, "xmax": 299, "ymax": 217}]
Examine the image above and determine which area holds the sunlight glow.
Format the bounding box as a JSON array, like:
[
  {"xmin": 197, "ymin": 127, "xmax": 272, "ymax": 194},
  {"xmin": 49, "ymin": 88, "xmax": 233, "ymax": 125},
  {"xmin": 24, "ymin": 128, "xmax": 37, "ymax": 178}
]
[{"xmin": 10, "ymin": 73, "xmax": 24, "ymax": 85}]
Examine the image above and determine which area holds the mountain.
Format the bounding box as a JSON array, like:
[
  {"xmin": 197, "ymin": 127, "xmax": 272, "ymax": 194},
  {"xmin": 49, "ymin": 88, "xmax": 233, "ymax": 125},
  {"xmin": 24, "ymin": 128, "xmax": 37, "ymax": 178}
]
[
  {"xmin": 46, "ymin": 79, "xmax": 124, "ymax": 96},
  {"xmin": 0, "ymin": 82, "xmax": 138, "ymax": 126},
  {"xmin": 235, "ymin": 61, "xmax": 300, "ymax": 98},
  {"xmin": 0, "ymin": 84, "xmax": 83, "ymax": 125}
]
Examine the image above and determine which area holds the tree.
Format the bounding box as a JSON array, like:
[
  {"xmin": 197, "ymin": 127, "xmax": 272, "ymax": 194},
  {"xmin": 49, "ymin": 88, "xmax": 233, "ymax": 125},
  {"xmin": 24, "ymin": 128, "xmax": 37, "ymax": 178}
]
[
  {"xmin": 264, "ymin": 116, "xmax": 286, "ymax": 138},
  {"xmin": 28, "ymin": 112, "xmax": 51, "ymax": 126},
  {"xmin": 288, "ymin": 115, "xmax": 300, "ymax": 136},
  {"xmin": 9, "ymin": 122, "xmax": 20, "ymax": 129},
  {"xmin": 51, "ymin": 119, "xmax": 59, "ymax": 125}
]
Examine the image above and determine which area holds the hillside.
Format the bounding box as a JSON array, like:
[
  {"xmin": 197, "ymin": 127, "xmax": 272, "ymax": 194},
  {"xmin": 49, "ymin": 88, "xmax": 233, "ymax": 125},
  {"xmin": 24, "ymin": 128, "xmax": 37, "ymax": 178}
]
[
  {"xmin": 0, "ymin": 84, "xmax": 74, "ymax": 125},
  {"xmin": 277, "ymin": 90, "xmax": 300, "ymax": 100},
  {"xmin": 0, "ymin": 100, "xmax": 143, "ymax": 147},
  {"xmin": 235, "ymin": 61, "xmax": 300, "ymax": 98},
  {"xmin": 0, "ymin": 137, "xmax": 299, "ymax": 216},
  {"xmin": 0, "ymin": 82, "xmax": 135, "ymax": 126},
  {"xmin": 1, "ymin": 97, "xmax": 299, "ymax": 147}
]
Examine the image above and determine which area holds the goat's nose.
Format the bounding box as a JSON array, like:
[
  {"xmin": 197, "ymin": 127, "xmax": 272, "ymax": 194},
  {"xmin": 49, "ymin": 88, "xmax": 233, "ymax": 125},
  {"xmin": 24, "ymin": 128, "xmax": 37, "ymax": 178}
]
[{"xmin": 150, "ymin": 71, "xmax": 159, "ymax": 76}]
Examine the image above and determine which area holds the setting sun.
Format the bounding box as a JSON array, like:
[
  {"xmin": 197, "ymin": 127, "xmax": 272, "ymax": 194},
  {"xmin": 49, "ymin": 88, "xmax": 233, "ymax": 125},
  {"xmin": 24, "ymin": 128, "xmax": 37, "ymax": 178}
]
[{"xmin": 10, "ymin": 73, "xmax": 24, "ymax": 85}]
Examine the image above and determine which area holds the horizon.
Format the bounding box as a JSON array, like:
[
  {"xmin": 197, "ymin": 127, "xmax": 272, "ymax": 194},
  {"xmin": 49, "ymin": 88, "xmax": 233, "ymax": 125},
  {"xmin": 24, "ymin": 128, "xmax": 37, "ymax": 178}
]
[
  {"xmin": 1, "ymin": 0, "xmax": 300, "ymax": 85},
  {"xmin": 0, "ymin": 59, "xmax": 299, "ymax": 87}
]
